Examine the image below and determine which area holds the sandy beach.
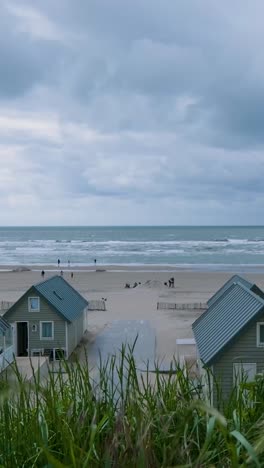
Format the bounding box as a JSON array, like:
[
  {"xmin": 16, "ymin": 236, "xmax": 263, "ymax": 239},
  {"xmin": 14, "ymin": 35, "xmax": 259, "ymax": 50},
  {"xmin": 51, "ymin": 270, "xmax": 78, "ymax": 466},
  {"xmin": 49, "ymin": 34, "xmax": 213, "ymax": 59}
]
[{"xmin": 1, "ymin": 266, "xmax": 264, "ymax": 364}]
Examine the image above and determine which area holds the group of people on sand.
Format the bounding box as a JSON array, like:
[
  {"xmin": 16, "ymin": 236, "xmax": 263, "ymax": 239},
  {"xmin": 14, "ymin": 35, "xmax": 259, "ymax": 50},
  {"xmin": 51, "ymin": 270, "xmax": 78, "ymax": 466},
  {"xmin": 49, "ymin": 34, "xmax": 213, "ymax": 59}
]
[
  {"xmin": 41, "ymin": 269, "xmax": 74, "ymax": 279},
  {"xmin": 40, "ymin": 258, "xmax": 75, "ymax": 280},
  {"xmin": 57, "ymin": 258, "xmax": 97, "ymax": 269},
  {"xmin": 164, "ymin": 277, "xmax": 175, "ymax": 288},
  {"xmin": 56, "ymin": 259, "xmax": 74, "ymax": 278},
  {"xmin": 40, "ymin": 257, "xmax": 99, "ymax": 281},
  {"xmin": 125, "ymin": 281, "xmax": 141, "ymax": 289},
  {"xmin": 57, "ymin": 258, "xmax": 71, "ymax": 268}
]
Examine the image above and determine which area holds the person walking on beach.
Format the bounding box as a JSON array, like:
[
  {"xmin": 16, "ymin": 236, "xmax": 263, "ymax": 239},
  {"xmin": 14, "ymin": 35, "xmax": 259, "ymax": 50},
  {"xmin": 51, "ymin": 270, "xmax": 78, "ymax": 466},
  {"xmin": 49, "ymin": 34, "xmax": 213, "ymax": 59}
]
[
  {"xmin": 41, "ymin": 270, "xmax": 45, "ymax": 279},
  {"xmin": 58, "ymin": 258, "xmax": 60, "ymax": 268},
  {"xmin": 94, "ymin": 259, "xmax": 97, "ymax": 267},
  {"xmin": 68, "ymin": 259, "xmax": 70, "ymax": 268}
]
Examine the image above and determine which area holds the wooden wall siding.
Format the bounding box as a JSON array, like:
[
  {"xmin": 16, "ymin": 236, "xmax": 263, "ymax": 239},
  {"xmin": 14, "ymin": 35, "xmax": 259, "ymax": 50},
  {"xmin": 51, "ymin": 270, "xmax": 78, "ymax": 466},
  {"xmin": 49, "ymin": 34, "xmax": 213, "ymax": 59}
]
[
  {"xmin": 212, "ymin": 312, "xmax": 264, "ymax": 401},
  {"xmin": 5, "ymin": 292, "xmax": 66, "ymax": 354},
  {"xmin": 30, "ymin": 321, "xmax": 66, "ymax": 352},
  {"xmin": 67, "ymin": 312, "xmax": 84, "ymax": 356},
  {"xmin": 67, "ymin": 321, "xmax": 75, "ymax": 356}
]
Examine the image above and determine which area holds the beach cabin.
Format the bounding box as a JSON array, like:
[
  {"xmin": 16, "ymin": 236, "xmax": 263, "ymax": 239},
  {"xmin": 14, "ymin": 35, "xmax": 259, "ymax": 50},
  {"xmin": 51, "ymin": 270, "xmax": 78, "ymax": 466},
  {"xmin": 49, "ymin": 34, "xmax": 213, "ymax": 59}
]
[
  {"xmin": 0, "ymin": 316, "xmax": 14, "ymax": 371},
  {"xmin": 192, "ymin": 275, "xmax": 264, "ymax": 404},
  {"xmin": 4, "ymin": 275, "xmax": 88, "ymax": 361}
]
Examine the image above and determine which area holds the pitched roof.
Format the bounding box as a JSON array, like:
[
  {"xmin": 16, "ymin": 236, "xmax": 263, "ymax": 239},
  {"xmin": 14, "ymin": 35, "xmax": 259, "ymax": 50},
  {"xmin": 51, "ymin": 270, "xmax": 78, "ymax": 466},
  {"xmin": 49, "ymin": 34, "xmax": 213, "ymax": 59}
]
[
  {"xmin": 193, "ymin": 281, "xmax": 264, "ymax": 365},
  {"xmin": 0, "ymin": 316, "xmax": 10, "ymax": 334},
  {"xmin": 207, "ymin": 275, "xmax": 254, "ymax": 307},
  {"xmin": 33, "ymin": 275, "xmax": 88, "ymax": 322}
]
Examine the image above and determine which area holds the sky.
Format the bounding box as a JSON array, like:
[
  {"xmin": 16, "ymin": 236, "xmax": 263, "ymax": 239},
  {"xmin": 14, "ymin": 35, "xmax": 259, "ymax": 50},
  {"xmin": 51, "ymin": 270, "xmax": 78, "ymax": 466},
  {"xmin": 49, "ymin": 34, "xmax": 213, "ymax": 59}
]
[{"xmin": 1, "ymin": 0, "xmax": 264, "ymax": 226}]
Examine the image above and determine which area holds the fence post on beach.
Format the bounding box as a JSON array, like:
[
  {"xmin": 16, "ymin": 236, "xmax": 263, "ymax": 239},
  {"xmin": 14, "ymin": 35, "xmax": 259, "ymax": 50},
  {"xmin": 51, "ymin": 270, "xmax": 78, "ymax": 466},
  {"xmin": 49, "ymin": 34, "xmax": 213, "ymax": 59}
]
[{"xmin": 157, "ymin": 301, "xmax": 207, "ymax": 310}]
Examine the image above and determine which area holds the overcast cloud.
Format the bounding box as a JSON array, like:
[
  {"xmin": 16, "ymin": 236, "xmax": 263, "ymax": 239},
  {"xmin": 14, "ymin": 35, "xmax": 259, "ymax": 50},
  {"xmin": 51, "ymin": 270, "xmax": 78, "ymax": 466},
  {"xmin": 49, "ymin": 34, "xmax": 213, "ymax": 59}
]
[{"xmin": 1, "ymin": 0, "xmax": 264, "ymax": 225}]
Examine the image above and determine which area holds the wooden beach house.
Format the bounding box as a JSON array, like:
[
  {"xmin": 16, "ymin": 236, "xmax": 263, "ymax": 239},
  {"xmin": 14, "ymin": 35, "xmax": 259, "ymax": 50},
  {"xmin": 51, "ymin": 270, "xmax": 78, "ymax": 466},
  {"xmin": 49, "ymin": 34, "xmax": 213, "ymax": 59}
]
[
  {"xmin": 193, "ymin": 275, "xmax": 264, "ymax": 403},
  {"xmin": 4, "ymin": 275, "xmax": 88, "ymax": 361}
]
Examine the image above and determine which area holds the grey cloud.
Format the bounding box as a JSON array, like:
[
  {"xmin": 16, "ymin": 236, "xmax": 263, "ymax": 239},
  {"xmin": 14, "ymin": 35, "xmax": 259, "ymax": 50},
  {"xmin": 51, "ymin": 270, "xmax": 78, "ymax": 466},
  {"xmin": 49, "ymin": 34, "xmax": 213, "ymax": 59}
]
[
  {"xmin": 19, "ymin": 1, "xmax": 264, "ymax": 149},
  {"xmin": 1, "ymin": 0, "xmax": 264, "ymax": 224},
  {"xmin": 0, "ymin": 5, "xmax": 67, "ymax": 99}
]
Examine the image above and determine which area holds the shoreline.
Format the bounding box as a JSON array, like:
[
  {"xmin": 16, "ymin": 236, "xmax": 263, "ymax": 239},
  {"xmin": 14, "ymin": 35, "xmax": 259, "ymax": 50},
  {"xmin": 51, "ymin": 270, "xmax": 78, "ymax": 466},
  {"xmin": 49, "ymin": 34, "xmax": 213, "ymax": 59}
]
[{"xmin": 1, "ymin": 263, "xmax": 264, "ymax": 274}]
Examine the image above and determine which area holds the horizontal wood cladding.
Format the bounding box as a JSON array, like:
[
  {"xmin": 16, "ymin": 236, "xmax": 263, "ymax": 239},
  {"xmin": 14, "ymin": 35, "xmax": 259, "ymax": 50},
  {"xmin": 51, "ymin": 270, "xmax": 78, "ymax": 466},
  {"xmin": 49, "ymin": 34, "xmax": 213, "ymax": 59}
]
[
  {"xmin": 67, "ymin": 313, "xmax": 84, "ymax": 356},
  {"xmin": 6, "ymin": 291, "xmax": 66, "ymax": 353},
  {"xmin": 213, "ymin": 313, "xmax": 264, "ymax": 400}
]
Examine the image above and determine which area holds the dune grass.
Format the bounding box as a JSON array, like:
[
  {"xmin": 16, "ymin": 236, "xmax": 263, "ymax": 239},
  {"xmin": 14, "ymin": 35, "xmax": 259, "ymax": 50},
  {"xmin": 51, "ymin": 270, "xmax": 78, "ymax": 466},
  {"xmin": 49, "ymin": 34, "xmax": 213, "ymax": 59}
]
[{"xmin": 0, "ymin": 346, "xmax": 263, "ymax": 467}]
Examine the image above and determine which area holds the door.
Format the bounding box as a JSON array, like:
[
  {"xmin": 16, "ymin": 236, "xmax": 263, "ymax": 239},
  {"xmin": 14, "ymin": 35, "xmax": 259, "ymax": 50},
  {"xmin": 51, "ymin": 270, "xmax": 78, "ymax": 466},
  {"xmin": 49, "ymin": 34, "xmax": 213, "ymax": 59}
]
[{"xmin": 17, "ymin": 322, "xmax": 28, "ymax": 356}]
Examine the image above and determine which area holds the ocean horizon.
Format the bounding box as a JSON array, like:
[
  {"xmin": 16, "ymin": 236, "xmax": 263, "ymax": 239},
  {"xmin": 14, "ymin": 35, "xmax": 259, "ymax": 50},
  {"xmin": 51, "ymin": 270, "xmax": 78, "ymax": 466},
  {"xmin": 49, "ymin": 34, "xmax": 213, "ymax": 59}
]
[{"xmin": 0, "ymin": 225, "xmax": 264, "ymax": 271}]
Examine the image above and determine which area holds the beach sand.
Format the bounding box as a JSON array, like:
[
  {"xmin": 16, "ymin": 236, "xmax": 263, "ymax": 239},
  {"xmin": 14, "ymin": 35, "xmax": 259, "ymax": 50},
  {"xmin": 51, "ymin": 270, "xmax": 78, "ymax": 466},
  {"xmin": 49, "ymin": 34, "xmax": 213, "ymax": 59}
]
[{"xmin": 1, "ymin": 266, "xmax": 264, "ymax": 364}]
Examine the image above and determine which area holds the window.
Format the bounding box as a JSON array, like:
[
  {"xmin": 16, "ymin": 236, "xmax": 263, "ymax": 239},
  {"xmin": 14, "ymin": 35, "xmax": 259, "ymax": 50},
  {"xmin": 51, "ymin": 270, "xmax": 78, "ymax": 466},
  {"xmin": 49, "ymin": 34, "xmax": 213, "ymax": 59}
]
[
  {"xmin": 257, "ymin": 323, "xmax": 264, "ymax": 347},
  {"xmin": 233, "ymin": 363, "xmax": 257, "ymax": 385},
  {"xmin": 28, "ymin": 297, "xmax": 40, "ymax": 312},
  {"xmin": 40, "ymin": 321, "xmax": 54, "ymax": 340},
  {"xmin": 233, "ymin": 363, "xmax": 257, "ymax": 406}
]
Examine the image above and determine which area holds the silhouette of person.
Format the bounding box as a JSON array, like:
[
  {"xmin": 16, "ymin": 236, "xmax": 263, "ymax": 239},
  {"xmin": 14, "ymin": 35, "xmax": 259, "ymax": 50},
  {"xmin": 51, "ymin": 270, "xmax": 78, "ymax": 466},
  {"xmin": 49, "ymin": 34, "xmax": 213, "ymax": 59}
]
[
  {"xmin": 58, "ymin": 259, "xmax": 60, "ymax": 268},
  {"xmin": 41, "ymin": 270, "xmax": 45, "ymax": 278}
]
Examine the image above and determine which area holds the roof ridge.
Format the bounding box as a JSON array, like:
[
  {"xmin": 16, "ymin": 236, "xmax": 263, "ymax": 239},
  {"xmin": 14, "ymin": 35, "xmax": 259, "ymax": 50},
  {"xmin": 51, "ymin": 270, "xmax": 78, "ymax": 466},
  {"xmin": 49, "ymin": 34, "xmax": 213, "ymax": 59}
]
[
  {"xmin": 193, "ymin": 279, "xmax": 264, "ymax": 330},
  {"xmin": 207, "ymin": 274, "xmax": 253, "ymax": 308},
  {"xmin": 235, "ymin": 280, "xmax": 264, "ymax": 306},
  {"xmin": 33, "ymin": 274, "xmax": 60, "ymax": 288}
]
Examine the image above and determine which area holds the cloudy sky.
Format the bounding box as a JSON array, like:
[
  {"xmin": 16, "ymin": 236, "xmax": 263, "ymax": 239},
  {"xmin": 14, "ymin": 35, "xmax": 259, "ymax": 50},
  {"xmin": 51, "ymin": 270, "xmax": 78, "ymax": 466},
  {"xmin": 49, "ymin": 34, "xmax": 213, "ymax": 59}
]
[{"xmin": 1, "ymin": 0, "xmax": 263, "ymax": 225}]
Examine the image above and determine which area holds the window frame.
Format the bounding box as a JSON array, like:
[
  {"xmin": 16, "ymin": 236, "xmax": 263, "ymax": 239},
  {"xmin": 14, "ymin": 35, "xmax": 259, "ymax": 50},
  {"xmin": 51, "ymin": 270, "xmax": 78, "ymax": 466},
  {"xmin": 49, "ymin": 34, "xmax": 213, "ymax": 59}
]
[
  {"xmin": 40, "ymin": 321, "xmax": 54, "ymax": 341},
  {"xmin": 28, "ymin": 297, "xmax": 40, "ymax": 312},
  {"xmin": 256, "ymin": 322, "xmax": 264, "ymax": 347}
]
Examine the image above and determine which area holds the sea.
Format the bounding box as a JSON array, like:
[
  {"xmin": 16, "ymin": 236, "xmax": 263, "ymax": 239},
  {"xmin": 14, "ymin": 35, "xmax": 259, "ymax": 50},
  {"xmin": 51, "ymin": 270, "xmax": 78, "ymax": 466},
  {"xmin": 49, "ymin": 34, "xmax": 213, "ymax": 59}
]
[{"xmin": 1, "ymin": 226, "xmax": 264, "ymax": 272}]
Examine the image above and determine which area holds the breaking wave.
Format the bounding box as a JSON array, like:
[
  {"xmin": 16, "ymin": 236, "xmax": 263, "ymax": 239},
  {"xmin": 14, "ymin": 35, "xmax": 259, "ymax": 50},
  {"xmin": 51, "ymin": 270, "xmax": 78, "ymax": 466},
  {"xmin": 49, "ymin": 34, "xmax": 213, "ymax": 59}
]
[{"xmin": 0, "ymin": 226, "xmax": 264, "ymax": 266}]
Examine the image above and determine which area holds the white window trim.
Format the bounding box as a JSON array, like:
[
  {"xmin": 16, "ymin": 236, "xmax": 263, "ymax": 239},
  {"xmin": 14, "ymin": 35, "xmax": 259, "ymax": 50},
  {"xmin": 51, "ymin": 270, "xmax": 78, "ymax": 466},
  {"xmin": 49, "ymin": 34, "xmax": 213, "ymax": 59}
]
[
  {"xmin": 28, "ymin": 297, "xmax": 40, "ymax": 312},
  {"xmin": 40, "ymin": 321, "xmax": 54, "ymax": 341},
  {"xmin": 257, "ymin": 322, "xmax": 264, "ymax": 347}
]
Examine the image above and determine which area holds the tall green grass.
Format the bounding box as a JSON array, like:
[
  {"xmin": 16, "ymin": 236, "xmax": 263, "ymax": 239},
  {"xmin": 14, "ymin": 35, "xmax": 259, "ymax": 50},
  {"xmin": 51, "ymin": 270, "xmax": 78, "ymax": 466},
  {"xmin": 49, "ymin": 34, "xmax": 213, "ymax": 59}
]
[{"xmin": 0, "ymin": 346, "xmax": 264, "ymax": 467}]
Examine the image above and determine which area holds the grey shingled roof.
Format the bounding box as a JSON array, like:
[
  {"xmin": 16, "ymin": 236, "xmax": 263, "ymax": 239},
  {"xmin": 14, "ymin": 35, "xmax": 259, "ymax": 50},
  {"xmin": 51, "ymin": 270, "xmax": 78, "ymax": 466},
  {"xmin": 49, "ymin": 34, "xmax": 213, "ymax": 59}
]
[
  {"xmin": 193, "ymin": 282, "xmax": 264, "ymax": 365},
  {"xmin": 33, "ymin": 275, "xmax": 88, "ymax": 322},
  {"xmin": 207, "ymin": 275, "xmax": 253, "ymax": 307}
]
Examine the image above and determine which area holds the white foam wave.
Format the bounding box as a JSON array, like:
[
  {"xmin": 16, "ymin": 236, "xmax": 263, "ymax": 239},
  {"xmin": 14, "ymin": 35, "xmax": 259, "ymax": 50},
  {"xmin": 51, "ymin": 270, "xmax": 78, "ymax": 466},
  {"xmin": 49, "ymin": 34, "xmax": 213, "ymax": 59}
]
[
  {"xmin": 1, "ymin": 231, "xmax": 264, "ymax": 266},
  {"xmin": 227, "ymin": 238, "xmax": 250, "ymax": 245},
  {"xmin": 1, "ymin": 237, "xmax": 264, "ymax": 249}
]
